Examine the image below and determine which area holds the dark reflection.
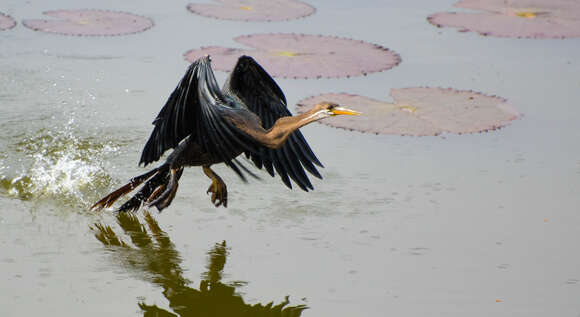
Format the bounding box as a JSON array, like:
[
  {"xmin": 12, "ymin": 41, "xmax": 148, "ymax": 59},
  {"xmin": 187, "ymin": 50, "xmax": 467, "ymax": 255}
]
[{"xmin": 91, "ymin": 212, "xmax": 307, "ymax": 317}]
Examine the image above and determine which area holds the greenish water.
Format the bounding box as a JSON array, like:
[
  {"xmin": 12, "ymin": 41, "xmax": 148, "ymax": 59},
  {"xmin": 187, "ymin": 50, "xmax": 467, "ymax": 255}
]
[
  {"xmin": 92, "ymin": 213, "xmax": 307, "ymax": 316},
  {"xmin": 1, "ymin": 0, "xmax": 580, "ymax": 316},
  {"xmin": 1, "ymin": 121, "xmax": 118, "ymax": 204}
]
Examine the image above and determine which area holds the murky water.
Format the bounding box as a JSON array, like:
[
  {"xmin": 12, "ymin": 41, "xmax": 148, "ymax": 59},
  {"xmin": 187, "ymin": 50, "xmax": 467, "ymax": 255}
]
[{"xmin": 2, "ymin": 0, "xmax": 580, "ymax": 316}]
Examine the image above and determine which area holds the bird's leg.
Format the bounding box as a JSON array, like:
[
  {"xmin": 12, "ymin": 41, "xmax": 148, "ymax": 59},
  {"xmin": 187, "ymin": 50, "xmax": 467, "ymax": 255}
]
[
  {"xmin": 203, "ymin": 165, "xmax": 228, "ymax": 208},
  {"xmin": 147, "ymin": 167, "xmax": 183, "ymax": 211}
]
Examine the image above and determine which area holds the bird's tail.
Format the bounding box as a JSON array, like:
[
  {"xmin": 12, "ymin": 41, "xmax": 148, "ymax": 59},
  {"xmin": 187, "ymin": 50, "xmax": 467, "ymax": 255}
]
[{"xmin": 91, "ymin": 164, "xmax": 183, "ymax": 212}]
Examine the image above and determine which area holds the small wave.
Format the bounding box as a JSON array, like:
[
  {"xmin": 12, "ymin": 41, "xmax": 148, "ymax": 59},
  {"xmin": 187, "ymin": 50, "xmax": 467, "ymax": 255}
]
[{"xmin": 0, "ymin": 117, "xmax": 120, "ymax": 208}]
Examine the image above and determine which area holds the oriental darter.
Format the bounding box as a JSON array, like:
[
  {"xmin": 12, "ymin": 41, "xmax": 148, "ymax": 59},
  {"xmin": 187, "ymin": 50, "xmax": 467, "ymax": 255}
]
[{"xmin": 92, "ymin": 55, "xmax": 359, "ymax": 212}]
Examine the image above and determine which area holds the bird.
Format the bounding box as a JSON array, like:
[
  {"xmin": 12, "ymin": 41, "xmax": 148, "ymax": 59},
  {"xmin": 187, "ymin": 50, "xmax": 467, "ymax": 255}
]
[{"xmin": 91, "ymin": 55, "xmax": 360, "ymax": 212}]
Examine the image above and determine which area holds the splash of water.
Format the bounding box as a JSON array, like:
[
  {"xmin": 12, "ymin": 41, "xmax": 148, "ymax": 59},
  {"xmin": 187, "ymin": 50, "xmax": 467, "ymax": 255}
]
[{"xmin": 0, "ymin": 116, "xmax": 120, "ymax": 208}]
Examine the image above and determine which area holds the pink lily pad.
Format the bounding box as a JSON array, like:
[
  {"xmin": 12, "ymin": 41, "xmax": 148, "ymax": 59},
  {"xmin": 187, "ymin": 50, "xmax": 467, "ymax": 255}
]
[
  {"xmin": 23, "ymin": 9, "xmax": 154, "ymax": 36},
  {"xmin": 297, "ymin": 87, "xmax": 520, "ymax": 136},
  {"xmin": 184, "ymin": 33, "xmax": 401, "ymax": 79},
  {"xmin": 187, "ymin": 0, "xmax": 315, "ymax": 22},
  {"xmin": 0, "ymin": 12, "xmax": 16, "ymax": 31},
  {"xmin": 428, "ymin": 0, "xmax": 580, "ymax": 38}
]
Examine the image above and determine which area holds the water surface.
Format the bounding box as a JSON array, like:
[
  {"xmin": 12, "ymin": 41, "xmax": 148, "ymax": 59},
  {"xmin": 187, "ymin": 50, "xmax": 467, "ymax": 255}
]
[{"xmin": 1, "ymin": 0, "xmax": 580, "ymax": 316}]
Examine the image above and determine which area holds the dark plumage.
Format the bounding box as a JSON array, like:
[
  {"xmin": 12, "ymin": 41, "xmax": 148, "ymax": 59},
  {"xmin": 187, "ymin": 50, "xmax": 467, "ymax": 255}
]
[{"xmin": 91, "ymin": 55, "xmax": 359, "ymax": 212}]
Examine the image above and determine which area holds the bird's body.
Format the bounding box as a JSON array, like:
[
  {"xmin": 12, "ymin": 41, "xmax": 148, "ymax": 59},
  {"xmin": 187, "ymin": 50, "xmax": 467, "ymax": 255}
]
[{"xmin": 91, "ymin": 55, "xmax": 359, "ymax": 212}]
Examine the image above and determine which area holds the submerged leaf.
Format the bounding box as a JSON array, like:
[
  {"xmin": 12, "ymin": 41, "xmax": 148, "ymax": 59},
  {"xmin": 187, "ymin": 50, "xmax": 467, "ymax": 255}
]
[
  {"xmin": 184, "ymin": 33, "xmax": 401, "ymax": 79},
  {"xmin": 297, "ymin": 87, "xmax": 520, "ymax": 135},
  {"xmin": 23, "ymin": 9, "xmax": 154, "ymax": 36},
  {"xmin": 187, "ymin": 0, "xmax": 315, "ymax": 22}
]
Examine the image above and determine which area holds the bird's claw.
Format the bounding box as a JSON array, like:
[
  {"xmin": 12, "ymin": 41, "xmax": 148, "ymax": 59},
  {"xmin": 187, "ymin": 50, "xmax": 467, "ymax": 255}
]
[{"xmin": 206, "ymin": 179, "xmax": 227, "ymax": 208}]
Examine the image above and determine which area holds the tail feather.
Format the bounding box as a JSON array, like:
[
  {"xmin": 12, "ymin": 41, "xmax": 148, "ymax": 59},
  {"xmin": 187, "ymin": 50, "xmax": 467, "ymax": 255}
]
[
  {"xmin": 91, "ymin": 166, "xmax": 166, "ymax": 212},
  {"xmin": 116, "ymin": 165, "xmax": 185, "ymax": 212},
  {"xmin": 145, "ymin": 184, "xmax": 167, "ymax": 205},
  {"xmin": 147, "ymin": 167, "xmax": 184, "ymax": 211},
  {"xmin": 117, "ymin": 167, "xmax": 170, "ymax": 212}
]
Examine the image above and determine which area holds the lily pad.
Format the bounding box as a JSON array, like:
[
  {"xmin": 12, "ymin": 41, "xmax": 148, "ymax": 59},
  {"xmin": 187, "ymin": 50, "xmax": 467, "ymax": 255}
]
[
  {"xmin": 428, "ymin": 0, "xmax": 580, "ymax": 38},
  {"xmin": 297, "ymin": 87, "xmax": 520, "ymax": 136},
  {"xmin": 23, "ymin": 9, "xmax": 154, "ymax": 36},
  {"xmin": 0, "ymin": 12, "xmax": 16, "ymax": 31},
  {"xmin": 184, "ymin": 33, "xmax": 401, "ymax": 79},
  {"xmin": 187, "ymin": 0, "xmax": 315, "ymax": 22}
]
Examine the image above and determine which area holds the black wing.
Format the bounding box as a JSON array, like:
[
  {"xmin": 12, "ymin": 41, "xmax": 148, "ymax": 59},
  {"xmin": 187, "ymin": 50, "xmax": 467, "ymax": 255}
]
[
  {"xmin": 139, "ymin": 56, "xmax": 261, "ymax": 180},
  {"xmin": 223, "ymin": 55, "xmax": 323, "ymax": 191},
  {"xmin": 140, "ymin": 59, "xmax": 200, "ymax": 166}
]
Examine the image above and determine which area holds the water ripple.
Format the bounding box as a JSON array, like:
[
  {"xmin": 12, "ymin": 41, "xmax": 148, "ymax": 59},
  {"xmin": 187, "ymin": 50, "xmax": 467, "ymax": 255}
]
[{"xmin": 0, "ymin": 117, "xmax": 120, "ymax": 208}]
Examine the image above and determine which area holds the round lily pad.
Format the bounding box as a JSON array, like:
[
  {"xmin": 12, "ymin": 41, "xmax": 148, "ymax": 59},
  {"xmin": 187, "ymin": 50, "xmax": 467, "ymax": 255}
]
[
  {"xmin": 428, "ymin": 0, "xmax": 580, "ymax": 38},
  {"xmin": 297, "ymin": 87, "xmax": 520, "ymax": 136},
  {"xmin": 187, "ymin": 0, "xmax": 315, "ymax": 22},
  {"xmin": 0, "ymin": 12, "xmax": 16, "ymax": 31},
  {"xmin": 184, "ymin": 33, "xmax": 401, "ymax": 79},
  {"xmin": 23, "ymin": 9, "xmax": 154, "ymax": 36}
]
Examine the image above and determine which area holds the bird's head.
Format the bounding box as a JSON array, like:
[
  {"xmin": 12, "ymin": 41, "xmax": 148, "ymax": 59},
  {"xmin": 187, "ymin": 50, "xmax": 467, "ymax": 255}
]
[{"xmin": 310, "ymin": 101, "xmax": 361, "ymax": 120}]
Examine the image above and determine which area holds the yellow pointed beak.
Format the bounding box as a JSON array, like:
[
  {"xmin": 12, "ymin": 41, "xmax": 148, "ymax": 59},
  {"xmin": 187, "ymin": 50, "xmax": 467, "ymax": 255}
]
[{"xmin": 330, "ymin": 106, "xmax": 361, "ymax": 116}]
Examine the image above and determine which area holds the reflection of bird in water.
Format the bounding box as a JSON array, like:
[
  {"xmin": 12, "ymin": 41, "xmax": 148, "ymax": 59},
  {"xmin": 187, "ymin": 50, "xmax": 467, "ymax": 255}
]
[
  {"xmin": 92, "ymin": 213, "xmax": 307, "ymax": 316},
  {"xmin": 91, "ymin": 55, "xmax": 359, "ymax": 211}
]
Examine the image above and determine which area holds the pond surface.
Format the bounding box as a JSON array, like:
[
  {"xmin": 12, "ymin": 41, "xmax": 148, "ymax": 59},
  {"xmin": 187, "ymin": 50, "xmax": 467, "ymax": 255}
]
[{"xmin": 1, "ymin": 0, "xmax": 580, "ymax": 316}]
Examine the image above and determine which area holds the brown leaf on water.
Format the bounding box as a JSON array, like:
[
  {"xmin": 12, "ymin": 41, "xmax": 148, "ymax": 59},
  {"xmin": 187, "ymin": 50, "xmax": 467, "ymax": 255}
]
[
  {"xmin": 297, "ymin": 87, "xmax": 520, "ymax": 136},
  {"xmin": 428, "ymin": 0, "xmax": 580, "ymax": 38},
  {"xmin": 0, "ymin": 12, "xmax": 16, "ymax": 31},
  {"xmin": 184, "ymin": 33, "xmax": 401, "ymax": 79},
  {"xmin": 187, "ymin": 0, "xmax": 315, "ymax": 22},
  {"xmin": 23, "ymin": 9, "xmax": 154, "ymax": 36}
]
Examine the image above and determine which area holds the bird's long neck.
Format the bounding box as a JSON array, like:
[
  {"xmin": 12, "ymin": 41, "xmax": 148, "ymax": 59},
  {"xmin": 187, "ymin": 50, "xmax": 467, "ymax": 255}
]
[{"xmin": 256, "ymin": 108, "xmax": 322, "ymax": 149}]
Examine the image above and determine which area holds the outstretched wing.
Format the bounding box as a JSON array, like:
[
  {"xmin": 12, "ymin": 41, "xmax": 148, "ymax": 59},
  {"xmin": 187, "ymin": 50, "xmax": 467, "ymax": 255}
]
[
  {"xmin": 140, "ymin": 59, "xmax": 201, "ymax": 166},
  {"xmin": 223, "ymin": 55, "xmax": 324, "ymax": 191},
  {"xmin": 139, "ymin": 56, "xmax": 261, "ymax": 180}
]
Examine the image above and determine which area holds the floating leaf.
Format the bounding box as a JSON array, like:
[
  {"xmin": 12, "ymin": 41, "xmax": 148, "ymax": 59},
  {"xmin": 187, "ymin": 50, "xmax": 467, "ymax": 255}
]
[
  {"xmin": 428, "ymin": 0, "xmax": 580, "ymax": 38},
  {"xmin": 0, "ymin": 12, "xmax": 16, "ymax": 31},
  {"xmin": 23, "ymin": 9, "xmax": 154, "ymax": 36},
  {"xmin": 297, "ymin": 87, "xmax": 520, "ymax": 136},
  {"xmin": 187, "ymin": 0, "xmax": 315, "ymax": 22},
  {"xmin": 184, "ymin": 33, "xmax": 401, "ymax": 79}
]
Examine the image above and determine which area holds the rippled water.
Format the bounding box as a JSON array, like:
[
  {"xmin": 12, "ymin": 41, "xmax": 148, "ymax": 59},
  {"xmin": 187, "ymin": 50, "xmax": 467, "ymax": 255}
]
[
  {"xmin": 2, "ymin": 0, "xmax": 580, "ymax": 316},
  {"xmin": 0, "ymin": 117, "xmax": 118, "ymax": 206}
]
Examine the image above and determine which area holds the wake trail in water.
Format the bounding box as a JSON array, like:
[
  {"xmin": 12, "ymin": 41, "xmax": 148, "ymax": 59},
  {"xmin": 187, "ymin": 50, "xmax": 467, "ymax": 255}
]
[{"xmin": 0, "ymin": 116, "xmax": 122, "ymax": 208}]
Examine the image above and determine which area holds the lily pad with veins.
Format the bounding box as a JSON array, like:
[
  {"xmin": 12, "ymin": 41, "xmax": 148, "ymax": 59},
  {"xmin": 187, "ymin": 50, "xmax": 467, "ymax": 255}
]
[
  {"xmin": 184, "ymin": 33, "xmax": 401, "ymax": 79},
  {"xmin": 23, "ymin": 9, "xmax": 154, "ymax": 36},
  {"xmin": 187, "ymin": 0, "xmax": 315, "ymax": 22},
  {"xmin": 297, "ymin": 87, "xmax": 520, "ymax": 136},
  {"xmin": 0, "ymin": 12, "xmax": 16, "ymax": 31},
  {"xmin": 428, "ymin": 0, "xmax": 580, "ymax": 38}
]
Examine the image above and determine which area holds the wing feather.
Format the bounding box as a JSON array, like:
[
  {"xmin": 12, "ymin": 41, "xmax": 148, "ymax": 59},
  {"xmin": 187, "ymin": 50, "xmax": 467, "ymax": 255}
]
[
  {"xmin": 140, "ymin": 62, "xmax": 200, "ymax": 166},
  {"xmin": 222, "ymin": 55, "xmax": 323, "ymax": 191},
  {"xmin": 140, "ymin": 57, "xmax": 262, "ymax": 182}
]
